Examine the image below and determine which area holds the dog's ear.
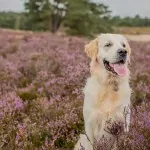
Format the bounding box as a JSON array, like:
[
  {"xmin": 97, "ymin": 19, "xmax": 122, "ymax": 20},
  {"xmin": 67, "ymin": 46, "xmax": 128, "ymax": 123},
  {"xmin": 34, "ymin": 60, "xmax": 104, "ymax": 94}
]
[{"xmin": 85, "ymin": 38, "xmax": 98, "ymax": 58}]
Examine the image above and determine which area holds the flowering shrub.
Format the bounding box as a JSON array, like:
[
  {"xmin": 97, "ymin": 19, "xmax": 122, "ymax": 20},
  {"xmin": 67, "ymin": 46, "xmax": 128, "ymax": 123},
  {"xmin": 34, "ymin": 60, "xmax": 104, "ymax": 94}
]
[{"xmin": 0, "ymin": 30, "xmax": 149, "ymax": 149}]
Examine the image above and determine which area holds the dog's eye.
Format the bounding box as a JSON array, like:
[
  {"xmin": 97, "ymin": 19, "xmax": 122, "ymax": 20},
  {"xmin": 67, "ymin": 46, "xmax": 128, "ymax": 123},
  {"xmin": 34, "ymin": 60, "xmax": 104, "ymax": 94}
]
[
  {"xmin": 105, "ymin": 43, "xmax": 112, "ymax": 47},
  {"xmin": 122, "ymin": 43, "xmax": 126, "ymax": 48}
]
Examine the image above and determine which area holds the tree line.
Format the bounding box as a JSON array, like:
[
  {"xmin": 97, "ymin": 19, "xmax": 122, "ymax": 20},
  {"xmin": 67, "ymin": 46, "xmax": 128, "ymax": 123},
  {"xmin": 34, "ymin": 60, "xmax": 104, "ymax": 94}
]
[
  {"xmin": 0, "ymin": 0, "xmax": 150, "ymax": 36},
  {"xmin": 110, "ymin": 15, "xmax": 150, "ymax": 27}
]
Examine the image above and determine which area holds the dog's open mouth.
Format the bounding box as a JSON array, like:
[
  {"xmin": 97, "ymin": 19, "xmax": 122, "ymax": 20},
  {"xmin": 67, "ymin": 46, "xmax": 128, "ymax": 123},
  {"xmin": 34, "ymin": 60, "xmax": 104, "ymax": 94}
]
[{"xmin": 103, "ymin": 59, "xmax": 127, "ymax": 77}]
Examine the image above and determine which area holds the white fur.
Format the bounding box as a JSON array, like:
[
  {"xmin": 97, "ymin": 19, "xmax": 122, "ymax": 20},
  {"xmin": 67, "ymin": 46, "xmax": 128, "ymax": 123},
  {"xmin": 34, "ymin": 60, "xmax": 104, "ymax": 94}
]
[{"xmin": 74, "ymin": 34, "xmax": 131, "ymax": 150}]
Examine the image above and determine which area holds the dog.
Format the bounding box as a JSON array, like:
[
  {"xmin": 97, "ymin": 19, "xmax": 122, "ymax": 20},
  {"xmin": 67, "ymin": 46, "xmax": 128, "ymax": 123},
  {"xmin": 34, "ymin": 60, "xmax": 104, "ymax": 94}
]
[{"xmin": 74, "ymin": 34, "xmax": 131, "ymax": 150}]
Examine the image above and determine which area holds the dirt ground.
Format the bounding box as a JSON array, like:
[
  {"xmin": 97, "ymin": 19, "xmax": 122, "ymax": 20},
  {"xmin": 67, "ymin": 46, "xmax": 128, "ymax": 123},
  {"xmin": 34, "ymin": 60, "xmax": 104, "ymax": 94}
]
[{"xmin": 125, "ymin": 34, "xmax": 150, "ymax": 41}]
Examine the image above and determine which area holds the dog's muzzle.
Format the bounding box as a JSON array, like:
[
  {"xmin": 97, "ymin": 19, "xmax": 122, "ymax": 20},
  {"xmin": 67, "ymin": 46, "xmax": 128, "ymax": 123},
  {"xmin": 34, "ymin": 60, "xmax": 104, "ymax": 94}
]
[
  {"xmin": 103, "ymin": 49, "xmax": 128, "ymax": 77},
  {"xmin": 117, "ymin": 49, "xmax": 127, "ymax": 59}
]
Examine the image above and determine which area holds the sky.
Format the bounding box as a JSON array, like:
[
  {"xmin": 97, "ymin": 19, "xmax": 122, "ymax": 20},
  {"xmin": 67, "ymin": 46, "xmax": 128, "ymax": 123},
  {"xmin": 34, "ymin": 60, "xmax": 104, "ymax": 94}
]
[{"xmin": 0, "ymin": 0, "xmax": 150, "ymax": 17}]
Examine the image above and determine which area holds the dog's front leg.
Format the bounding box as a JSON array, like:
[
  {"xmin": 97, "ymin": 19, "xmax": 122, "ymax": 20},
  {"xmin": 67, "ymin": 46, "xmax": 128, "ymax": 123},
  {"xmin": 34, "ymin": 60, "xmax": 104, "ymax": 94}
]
[
  {"xmin": 113, "ymin": 105, "xmax": 131, "ymax": 132},
  {"xmin": 84, "ymin": 109, "xmax": 106, "ymax": 144}
]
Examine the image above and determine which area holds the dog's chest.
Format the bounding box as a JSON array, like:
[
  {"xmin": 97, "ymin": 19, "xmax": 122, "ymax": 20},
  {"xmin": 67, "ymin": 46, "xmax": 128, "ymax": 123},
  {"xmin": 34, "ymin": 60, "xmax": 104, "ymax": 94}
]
[
  {"xmin": 96, "ymin": 87, "xmax": 120, "ymax": 113},
  {"xmin": 84, "ymin": 76, "xmax": 130, "ymax": 114}
]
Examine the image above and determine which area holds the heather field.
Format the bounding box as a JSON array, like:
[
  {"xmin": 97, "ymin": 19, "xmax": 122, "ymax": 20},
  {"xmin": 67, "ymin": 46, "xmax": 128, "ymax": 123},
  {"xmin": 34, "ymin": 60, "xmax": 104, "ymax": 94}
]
[{"xmin": 0, "ymin": 29, "xmax": 150, "ymax": 150}]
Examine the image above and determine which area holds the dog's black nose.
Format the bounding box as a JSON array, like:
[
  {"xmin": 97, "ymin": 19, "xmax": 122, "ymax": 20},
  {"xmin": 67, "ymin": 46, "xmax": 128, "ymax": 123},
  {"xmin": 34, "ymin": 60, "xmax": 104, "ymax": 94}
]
[{"xmin": 117, "ymin": 49, "xmax": 127, "ymax": 57}]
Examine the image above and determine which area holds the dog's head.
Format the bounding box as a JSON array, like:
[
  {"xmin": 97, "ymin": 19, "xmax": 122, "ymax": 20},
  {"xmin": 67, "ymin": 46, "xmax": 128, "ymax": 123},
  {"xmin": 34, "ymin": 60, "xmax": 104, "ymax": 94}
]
[{"xmin": 85, "ymin": 34, "xmax": 131, "ymax": 77}]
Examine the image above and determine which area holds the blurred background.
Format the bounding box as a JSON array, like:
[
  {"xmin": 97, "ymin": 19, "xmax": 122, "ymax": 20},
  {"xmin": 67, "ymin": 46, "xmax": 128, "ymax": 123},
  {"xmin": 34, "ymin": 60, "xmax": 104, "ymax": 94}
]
[
  {"xmin": 1, "ymin": 0, "xmax": 150, "ymax": 36},
  {"xmin": 0, "ymin": 1, "xmax": 150, "ymax": 150}
]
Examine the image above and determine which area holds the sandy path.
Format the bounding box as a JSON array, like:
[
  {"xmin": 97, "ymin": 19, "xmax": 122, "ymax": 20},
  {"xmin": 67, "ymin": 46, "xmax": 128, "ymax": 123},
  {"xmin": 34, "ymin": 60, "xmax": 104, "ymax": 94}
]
[{"xmin": 125, "ymin": 34, "xmax": 150, "ymax": 41}]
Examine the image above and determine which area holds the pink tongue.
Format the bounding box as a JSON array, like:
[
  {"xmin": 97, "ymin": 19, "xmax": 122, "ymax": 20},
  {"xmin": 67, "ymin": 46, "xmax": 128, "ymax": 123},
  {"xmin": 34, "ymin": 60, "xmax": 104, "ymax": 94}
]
[{"xmin": 110, "ymin": 63, "xmax": 127, "ymax": 77}]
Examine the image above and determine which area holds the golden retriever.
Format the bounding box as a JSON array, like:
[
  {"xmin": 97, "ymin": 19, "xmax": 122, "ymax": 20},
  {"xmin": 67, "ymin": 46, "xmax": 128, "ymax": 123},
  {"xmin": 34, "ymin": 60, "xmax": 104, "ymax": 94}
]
[{"xmin": 74, "ymin": 34, "xmax": 131, "ymax": 150}]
